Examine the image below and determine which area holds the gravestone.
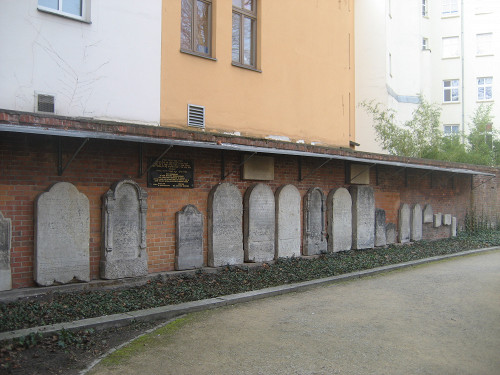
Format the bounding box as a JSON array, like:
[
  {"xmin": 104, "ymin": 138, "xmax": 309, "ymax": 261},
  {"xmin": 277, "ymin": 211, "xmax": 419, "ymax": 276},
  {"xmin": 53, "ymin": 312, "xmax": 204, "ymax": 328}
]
[
  {"xmin": 398, "ymin": 203, "xmax": 411, "ymax": 243},
  {"xmin": 433, "ymin": 213, "xmax": 442, "ymax": 228},
  {"xmin": 411, "ymin": 204, "xmax": 423, "ymax": 241},
  {"xmin": 101, "ymin": 179, "xmax": 148, "ymax": 279},
  {"xmin": 35, "ymin": 182, "xmax": 90, "ymax": 286},
  {"xmin": 386, "ymin": 223, "xmax": 397, "ymax": 245},
  {"xmin": 275, "ymin": 185, "xmax": 301, "ymax": 258},
  {"xmin": 327, "ymin": 188, "xmax": 352, "ymax": 252},
  {"xmin": 244, "ymin": 184, "xmax": 275, "ymax": 262},
  {"xmin": 451, "ymin": 217, "xmax": 457, "ymax": 237},
  {"xmin": 303, "ymin": 187, "xmax": 327, "ymax": 255},
  {"xmin": 350, "ymin": 186, "xmax": 375, "ymax": 249},
  {"xmin": 0, "ymin": 211, "xmax": 12, "ymax": 291},
  {"xmin": 175, "ymin": 205, "xmax": 203, "ymax": 270},
  {"xmin": 423, "ymin": 204, "xmax": 433, "ymax": 223},
  {"xmin": 208, "ymin": 183, "xmax": 243, "ymax": 267},
  {"xmin": 374, "ymin": 208, "xmax": 387, "ymax": 247},
  {"xmin": 443, "ymin": 214, "xmax": 452, "ymax": 226}
]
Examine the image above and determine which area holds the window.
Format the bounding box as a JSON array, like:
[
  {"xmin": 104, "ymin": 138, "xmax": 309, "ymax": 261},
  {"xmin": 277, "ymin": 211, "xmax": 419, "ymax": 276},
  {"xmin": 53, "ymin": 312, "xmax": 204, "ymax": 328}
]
[
  {"xmin": 476, "ymin": 33, "xmax": 493, "ymax": 56},
  {"xmin": 442, "ymin": 36, "xmax": 460, "ymax": 58},
  {"xmin": 388, "ymin": 53, "xmax": 393, "ymax": 77},
  {"xmin": 181, "ymin": 0, "xmax": 212, "ymax": 57},
  {"xmin": 443, "ymin": 79, "xmax": 459, "ymax": 102},
  {"xmin": 444, "ymin": 124, "xmax": 460, "ymax": 135},
  {"xmin": 477, "ymin": 77, "xmax": 493, "ymax": 101},
  {"xmin": 38, "ymin": 0, "xmax": 88, "ymax": 21},
  {"xmin": 422, "ymin": 38, "xmax": 429, "ymax": 50},
  {"xmin": 232, "ymin": 0, "xmax": 257, "ymax": 69},
  {"xmin": 422, "ymin": 0, "xmax": 428, "ymax": 16},
  {"xmin": 442, "ymin": 0, "xmax": 458, "ymax": 16}
]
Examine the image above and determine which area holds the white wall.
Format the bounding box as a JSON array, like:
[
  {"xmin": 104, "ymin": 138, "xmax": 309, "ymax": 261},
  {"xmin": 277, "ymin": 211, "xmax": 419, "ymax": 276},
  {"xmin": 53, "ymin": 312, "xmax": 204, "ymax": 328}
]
[{"xmin": 0, "ymin": 0, "xmax": 161, "ymax": 125}]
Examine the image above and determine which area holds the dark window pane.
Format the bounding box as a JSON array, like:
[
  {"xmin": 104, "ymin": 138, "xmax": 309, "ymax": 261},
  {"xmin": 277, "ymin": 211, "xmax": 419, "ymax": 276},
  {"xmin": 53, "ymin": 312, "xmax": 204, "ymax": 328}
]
[
  {"xmin": 195, "ymin": 1, "xmax": 210, "ymax": 54},
  {"xmin": 232, "ymin": 13, "xmax": 241, "ymax": 62},
  {"xmin": 181, "ymin": 0, "xmax": 193, "ymax": 51},
  {"xmin": 243, "ymin": 16, "xmax": 254, "ymax": 66},
  {"xmin": 444, "ymin": 90, "xmax": 451, "ymax": 102},
  {"xmin": 232, "ymin": 0, "xmax": 242, "ymax": 8}
]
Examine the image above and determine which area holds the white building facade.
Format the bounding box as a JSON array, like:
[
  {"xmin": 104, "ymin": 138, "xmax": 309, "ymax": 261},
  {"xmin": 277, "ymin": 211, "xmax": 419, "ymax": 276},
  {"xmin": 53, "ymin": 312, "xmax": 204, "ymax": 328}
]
[{"xmin": 0, "ymin": 0, "xmax": 162, "ymax": 125}]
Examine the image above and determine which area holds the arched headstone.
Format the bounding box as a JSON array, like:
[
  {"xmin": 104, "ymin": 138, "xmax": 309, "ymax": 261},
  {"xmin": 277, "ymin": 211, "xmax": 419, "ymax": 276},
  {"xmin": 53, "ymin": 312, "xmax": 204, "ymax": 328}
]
[
  {"xmin": 350, "ymin": 186, "xmax": 375, "ymax": 249},
  {"xmin": 375, "ymin": 208, "xmax": 387, "ymax": 247},
  {"xmin": 423, "ymin": 204, "xmax": 433, "ymax": 223},
  {"xmin": 275, "ymin": 185, "xmax": 301, "ymax": 258},
  {"xmin": 411, "ymin": 204, "xmax": 423, "ymax": 241},
  {"xmin": 398, "ymin": 203, "xmax": 411, "ymax": 243},
  {"xmin": 176, "ymin": 205, "xmax": 203, "ymax": 270},
  {"xmin": 327, "ymin": 188, "xmax": 352, "ymax": 252},
  {"xmin": 0, "ymin": 211, "xmax": 12, "ymax": 291},
  {"xmin": 303, "ymin": 187, "xmax": 327, "ymax": 255}
]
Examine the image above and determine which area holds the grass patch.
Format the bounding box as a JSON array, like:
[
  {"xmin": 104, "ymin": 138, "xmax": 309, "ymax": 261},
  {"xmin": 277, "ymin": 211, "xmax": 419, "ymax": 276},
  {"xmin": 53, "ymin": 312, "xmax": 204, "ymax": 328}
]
[{"xmin": 1, "ymin": 231, "xmax": 499, "ymax": 333}]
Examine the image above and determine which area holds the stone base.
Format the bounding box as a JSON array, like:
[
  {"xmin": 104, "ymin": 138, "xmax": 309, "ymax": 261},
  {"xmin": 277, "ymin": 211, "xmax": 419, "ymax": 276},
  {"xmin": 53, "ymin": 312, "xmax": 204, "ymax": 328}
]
[
  {"xmin": 175, "ymin": 254, "xmax": 203, "ymax": 270},
  {"xmin": 303, "ymin": 239, "xmax": 327, "ymax": 256},
  {"xmin": 100, "ymin": 256, "xmax": 148, "ymax": 280},
  {"xmin": 35, "ymin": 262, "xmax": 90, "ymax": 286}
]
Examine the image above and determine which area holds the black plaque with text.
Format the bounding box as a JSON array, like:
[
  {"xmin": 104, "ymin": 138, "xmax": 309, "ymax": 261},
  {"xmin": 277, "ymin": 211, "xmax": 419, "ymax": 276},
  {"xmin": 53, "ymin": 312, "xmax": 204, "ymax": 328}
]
[{"xmin": 147, "ymin": 159, "xmax": 194, "ymax": 188}]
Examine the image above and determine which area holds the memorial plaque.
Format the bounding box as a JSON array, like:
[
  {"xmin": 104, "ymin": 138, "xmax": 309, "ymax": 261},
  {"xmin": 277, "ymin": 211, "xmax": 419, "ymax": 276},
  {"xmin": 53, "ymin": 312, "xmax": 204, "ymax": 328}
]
[
  {"xmin": 147, "ymin": 159, "xmax": 194, "ymax": 188},
  {"xmin": 443, "ymin": 214, "xmax": 452, "ymax": 226},
  {"xmin": 327, "ymin": 188, "xmax": 352, "ymax": 252},
  {"xmin": 303, "ymin": 187, "xmax": 327, "ymax": 255},
  {"xmin": 275, "ymin": 185, "xmax": 301, "ymax": 258},
  {"xmin": 0, "ymin": 211, "xmax": 12, "ymax": 291},
  {"xmin": 386, "ymin": 223, "xmax": 397, "ymax": 245},
  {"xmin": 176, "ymin": 205, "xmax": 204, "ymax": 270},
  {"xmin": 244, "ymin": 184, "xmax": 275, "ymax": 262},
  {"xmin": 35, "ymin": 182, "xmax": 90, "ymax": 286},
  {"xmin": 433, "ymin": 213, "xmax": 442, "ymax": 228},
  {"xmin": 101, "ymin": 179, "xmax": 148, "ymax": 279},
  {"xmin": 451, "ymin": 217, "xmax": 457, "ymax": 237},
  {"xmin": 350, "ymin": 186, "xmax": 375, "ymax": 249},
  {"xmin": 208, "ymin": 183, "xmax": 244, "ymax": 267},
  {"xmin": 411, "ymin": 204, "xmax": 423, "ymax": 241},
  {"xmin": 375, "ymin": 208, "xmax": 387, "ymax": 247},
  {"xmin": 398, "ymin": 203, "xmax": 411, "ymax": 243},
  {"xmin": 423, "ymin": 204, "xmax": 433, "ymax": 223}
]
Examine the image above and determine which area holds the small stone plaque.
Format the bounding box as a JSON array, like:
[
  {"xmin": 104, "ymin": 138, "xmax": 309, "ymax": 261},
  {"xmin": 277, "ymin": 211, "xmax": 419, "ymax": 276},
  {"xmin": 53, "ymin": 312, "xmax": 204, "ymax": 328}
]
[
  {"xmin": 398, "ymin": 204, "xmax": 411, "ymax": 243},
  {"xmin": 443, "ymin": 214, "xmax": 452, "ymax": 226},
  {"xmin": 303, "ymin": 187, "xmax": 327, "ymax": 255},
  {"xmin": 0, "ymin": 211, "xmax": 12, "ymax": 291},
  {"xmin": 411, "ymin": 204, "xmax": 423, "ymax": 241},
  {"xmin": 242, "ymin": 155, "xmax": 275, "ymax": 181},
  {"xmin": 434, "ymin": 213, "xmax": 442, "ymax": 228},
  {"xmin": 327, "ymin": 188, "xmax": 352, "ymax": 252},
  {"xmin": 147, "ymin": 159, "xmax": 194, "ymax": 188},
  {"xmin": 176, "ymin": 205, "xmax": 203, "ymax": 270},
  {"xmin": 275, "ymin": 185, "xmax": 301, "ymax": 258},
  {"xmin": 423, "ymin": 204, "xmax": 433, "ymax": 223},
  {"xmin": 386, "ymin": 223, "xmax": 397, "ymax": 245},
  {"xmin": 350, "ymin": 186, "xmax": 375, "ymax": 249},
  {"xmin": 375, "ymin": 208, "xmax": 387, "ymax": 247}
]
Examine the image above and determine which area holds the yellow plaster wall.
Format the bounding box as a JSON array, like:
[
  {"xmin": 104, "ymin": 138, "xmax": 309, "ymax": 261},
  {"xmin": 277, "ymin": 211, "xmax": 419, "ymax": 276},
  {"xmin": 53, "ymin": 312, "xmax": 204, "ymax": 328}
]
[{"xmin": 161, "ymin": 0, "xmax": 354, "ymax": 148}]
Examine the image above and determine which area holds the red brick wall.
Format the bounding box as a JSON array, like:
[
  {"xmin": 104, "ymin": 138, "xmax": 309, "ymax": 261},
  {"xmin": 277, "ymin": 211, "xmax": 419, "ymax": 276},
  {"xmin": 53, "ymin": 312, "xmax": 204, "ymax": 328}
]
[{"xmin": 0, "ymin": 132, "xmax": 497, "ymax": 289}]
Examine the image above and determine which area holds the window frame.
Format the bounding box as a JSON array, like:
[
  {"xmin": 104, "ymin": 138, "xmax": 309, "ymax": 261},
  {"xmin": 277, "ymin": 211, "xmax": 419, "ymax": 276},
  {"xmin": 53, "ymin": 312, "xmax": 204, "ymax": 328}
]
[
  {"xmin": 232, "ymin": 0, "xmax": 258, "ymax": 70},
  {"xmin": 442, "ymin": 36, "xmax": 460, "ymax": 59},
  {"xmin": 422, "ymin": 37, "xmax": 429, "ymax": 50},
  {"xmin": 422, "ymin": 0, "xmax": 428, "ymax": 17},
  {"xmin": 477, "ymin": 77, "xmax": 493, "ymax": 101},
  {"xmin": 180, "ymin": 0, "xmax": 214, "ymax": 59},
  {"xmin": 441, "ymin": 0, "xmax": 459, "ymax": 16},
  {"xmin": 37, "ymin": 0, "xmax": 90, "ymax": 22},
  {"xmin": 476, "ymin": 33, "xmax": 493, "ymax": 56},
  {"xmin": 443, "ymin": 124, "xmax": 460, "ymax": 135},
  {"xmin": 443, "ymin": 79, "xmax": 460, "ymax": 103}
]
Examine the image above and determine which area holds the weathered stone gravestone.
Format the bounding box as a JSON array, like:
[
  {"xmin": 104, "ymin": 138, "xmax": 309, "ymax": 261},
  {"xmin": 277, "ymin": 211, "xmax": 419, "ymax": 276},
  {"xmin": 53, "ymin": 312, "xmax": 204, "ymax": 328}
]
[
  {"xmin": 101, "ymin": 180, "xmax": 148, "ymax": 279},
  {"xmin": 208, "ymin": 183, "xmax": 243, "ymax": 267},
  {"xmin": 451, "ymin": 217, "xmax": 457, "ymax": 237},
  {"xmin": 350, "ymin": 186, "xmax": 375, "ymax": 249},
  {"xmin": 244, "ymin": 184, "xmax": 275, "ymax": 262},
  {"xmin": 35, "ymin": 182, "xmax": 90, "ymax": 286},
  {"xmin": 175, "ymin": 205, "xmax": 203, "ymax": 270},
  {"xmin": 411, "ymin": 204, "xmax": 423, "ymax": 241},
  {"xmin": 423, "ymin": 204, "xmax": 433, "ymax": 223},
  {"xmin": 327, "ymin": 188, "xmax": 352, "ymax": 252},
  {"xmin": 0, "ymin": 211, "xmax": 12, "ymax": 291},
  {"xmin": 303, "ymin": 187, "xmax": 327, "ymax": 255},
  {"xmin": 434, "ymin": 213, "xmax": 442, "ymax": 228},
  {"xmin": 374, "ymin": 208, "xmax": 387, "ymax": 247},
  {"xmin": 398, "ymin": 203, "xmax": 411, "ymax": 243},
  {"xmin": 386, "ymin": 223, "xmax": 397, "ymax": 245},
  {"xmin": 443, "ymin": 214, "xmax": 452, "ymax": 226},
  {"xmin": 275, "ymin": 185, "xmax": 301, "ymax": 258}
]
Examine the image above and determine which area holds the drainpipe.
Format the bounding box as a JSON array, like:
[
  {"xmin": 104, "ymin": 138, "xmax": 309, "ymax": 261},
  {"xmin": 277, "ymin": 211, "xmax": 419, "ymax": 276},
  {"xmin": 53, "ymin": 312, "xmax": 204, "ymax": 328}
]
[{"xmin": 461, "ymin": 0, "xmax": 465, "ymax": 137}]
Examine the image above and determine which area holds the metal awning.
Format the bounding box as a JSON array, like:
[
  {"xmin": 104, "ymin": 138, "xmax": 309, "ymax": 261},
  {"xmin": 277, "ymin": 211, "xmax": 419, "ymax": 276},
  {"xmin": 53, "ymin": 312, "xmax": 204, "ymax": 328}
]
[{"xmin": 0, "ymin": 123, "xmax": 495, "ymax": 177}]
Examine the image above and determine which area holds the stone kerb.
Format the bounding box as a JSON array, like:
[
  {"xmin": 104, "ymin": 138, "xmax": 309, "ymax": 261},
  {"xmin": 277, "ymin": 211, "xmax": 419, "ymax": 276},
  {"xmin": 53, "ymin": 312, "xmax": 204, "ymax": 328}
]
[
  {"xmin": 375, "ymin": 209, "xmax": 387, "ymax": 247},
  {"xmin": 35, "ymin": 182, "xmax": 90, "ymax": 286},
  {"xmin": 327, "ymin": 188, "xmax": 352, "ymax": 252},
  {"xmin": 350, "ymin": 186, "xmax": 375, "ymax": 249},
  {"xmin": 398, "ymin": 204, "xmax": 411, "ymax": 243},
  {"xmin": 411, "ymin": 204, "xmax": 423, "ymax": 241},
  {"xmin": 0, "ymin": 211, "xmax": 12, "ymax": 291},
  {"xmin": 244, "ymin": 183, "xmax": 275, "ymax": 263},
  {"xmin": 303, "ymin": 187, "xmax": 327, "ymax": 255},
  {"xmin": 275, "ymin": 185, "xmax": 301, "ymax": 259},
  {"xmin": 208, "ymin": 183, "xmax": 244, "ymax": 267},
  {"xmin": 175, "ymin": 205, "xmax": 204, "ymax": 270},
  {"xmin": 101, "ymin": 179, "xmax": 148, "ymax": 280}
]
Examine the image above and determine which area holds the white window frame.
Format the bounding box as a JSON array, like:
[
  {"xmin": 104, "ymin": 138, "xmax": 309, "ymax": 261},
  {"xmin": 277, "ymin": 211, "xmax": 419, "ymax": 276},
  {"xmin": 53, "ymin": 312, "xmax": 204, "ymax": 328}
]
[
  {"xmin": 37, "ymin": 0, "xmax": 90, "ymax": 22},
  {"xmin": 476, "ymin": 33, "xmax": 493, "ymax": 56},
  {"xmin": 443, "ymin": 124, "xmax": 460, "ymax": 135},
  {"xmin": 442, "ymin": 36, "xmax": 460, "ymax": 58},
  {"xmin": 422, "ymin": 37, "xmax": 429, "ymax": 50},
  {"xmin": 477, "ymin": 77, "xmax": 493, "ymax": 101},
  {"xmin": 442, "ymin": 0, "xmax": 459, "ymax": 16},
  {"xmin": 422, "ymin": 0, "xmax": 428, "ymax": 17},
  {"xmin": 443, "ymin": 79, "xmax": 460, "ymax": 103}
]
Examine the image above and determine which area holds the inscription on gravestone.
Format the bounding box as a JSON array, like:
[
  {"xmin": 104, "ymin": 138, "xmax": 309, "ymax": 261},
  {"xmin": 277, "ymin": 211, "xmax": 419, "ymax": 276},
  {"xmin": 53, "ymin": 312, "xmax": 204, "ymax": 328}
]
[
  {"xmin": 0, "ymin": 211, "xmax": 12, "ymax": 291},
  {"xmin": 411, "ymin": 204, "xmax": 423, "ymax": 241},
  {"xmin": 327, "ymin": 188, "xmax": 352, "ymax": 252},
  {"xmin": 176, "ymin": 205, "xmax": 204, "ymax": 270},
  {"xmin": 35, "ymin": 182, "xmax": 90, "ymax": 286},
  {"xmin": 147, "ymin": 159, "xmax": 194, "ymax": 188},
  {"xmin": 101, "ymin": 180, "xmax": 148, "ymax": 279},
  {"xmin": 398, "ymin": 204, "xmax": 411, "ymax": 243},
  {"xmin": 208, "ymin": 183, "xmax": 243, "ymax": 267},
  {"xmin": 350, "ymin": 186, "xmax": 375, "ymax": 249},
  {"xmin": 451, "ymin": 217, "xmax": 457, "ymax": 237},
  {"xmin": 443, "ymin": 214, "xmax": 452, "ymax": 226},
  {"xmin": 275, "ymin": 185, "xmax": 301, "ymax": 258},
  {"xmin": 375, "ymin": 208, "xmax": 387, "ymax": 247},
  {"xmin": 386, "ymin": 223, "xmax": 397, "ymax": 245},
  {"xmin": 244, "ymin": 184, "xmax": 275, "ymax": 262},
  {"xmin": 434, "ymin": 213, "xmax": 442, "ymax": 228},
  {"xmin": 303, "ymin": 187, "xmax": 327, "ymax": 255}
]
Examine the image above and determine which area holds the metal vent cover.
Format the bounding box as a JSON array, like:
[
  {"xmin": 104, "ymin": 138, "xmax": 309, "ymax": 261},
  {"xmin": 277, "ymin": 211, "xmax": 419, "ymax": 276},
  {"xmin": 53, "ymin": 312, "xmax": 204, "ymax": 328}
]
[
  {"xmin": 187, "ymin": 104, "xmax": 205, "ymax": 128},
  {"xmin": 37, "ymin": 94, "xmax": 55, "ymax": 113}
]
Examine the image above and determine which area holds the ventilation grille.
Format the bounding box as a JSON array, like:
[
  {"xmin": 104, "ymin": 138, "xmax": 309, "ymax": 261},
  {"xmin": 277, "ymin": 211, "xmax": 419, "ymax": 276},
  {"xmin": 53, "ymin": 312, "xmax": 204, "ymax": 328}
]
[
  {"xmin": 187, "ymin": 104, "xmax": 205, "ymax": 128},
  {"xmin": 37, "ymin": 94, "xmax": 55, "ymax": 113}
]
